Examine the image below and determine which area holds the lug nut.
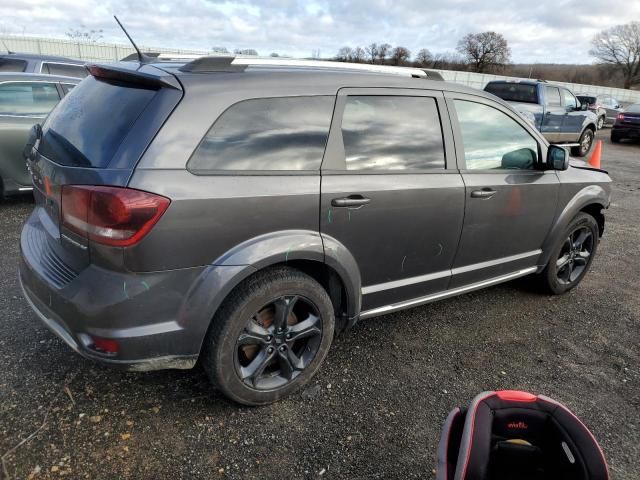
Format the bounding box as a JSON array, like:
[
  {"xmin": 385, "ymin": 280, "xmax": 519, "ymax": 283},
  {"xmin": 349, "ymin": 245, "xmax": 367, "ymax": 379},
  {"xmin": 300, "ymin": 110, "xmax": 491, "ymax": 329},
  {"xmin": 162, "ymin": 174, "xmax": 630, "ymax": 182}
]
[
  {"xmin": 279, "ymin": 345, "xmax": 287, "ymax": 352},
  {"xmin": 267, "ymin": 347, "xmax": 274, "ymax": 354},
  {"xmin": 285, "ymin": 333, "xmax": 291, "ymax": 339},
  {"xmin": 266, "ymin": 335, "xmax": 272, "ymax": 341}
]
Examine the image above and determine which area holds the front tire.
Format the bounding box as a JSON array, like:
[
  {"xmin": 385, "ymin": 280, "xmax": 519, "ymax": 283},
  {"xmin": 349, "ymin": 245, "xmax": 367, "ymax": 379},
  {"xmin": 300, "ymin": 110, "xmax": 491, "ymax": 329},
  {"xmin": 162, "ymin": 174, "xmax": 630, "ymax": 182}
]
[
  {"xmin": 571, "ymin": 129, "xmax": 594, "ymax": 157},
  {"xmin": 597, "ymin": 116, "xmax": 605, "ymax": 130},
  {"xmin": 202, "ymin": 267, "xmax": 335, "ymax": 406},
  {"xmin": 539, "ymin": 213, "xmax": 599, "ymax": 295}
]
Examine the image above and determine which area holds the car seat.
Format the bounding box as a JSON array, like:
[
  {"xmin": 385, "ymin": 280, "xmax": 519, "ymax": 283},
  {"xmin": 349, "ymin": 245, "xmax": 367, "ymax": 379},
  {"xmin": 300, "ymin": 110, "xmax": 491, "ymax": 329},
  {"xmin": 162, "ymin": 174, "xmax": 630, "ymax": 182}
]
[{"xmin": 436, "ymin": 390, "xmax": 609, "ymax": 480}]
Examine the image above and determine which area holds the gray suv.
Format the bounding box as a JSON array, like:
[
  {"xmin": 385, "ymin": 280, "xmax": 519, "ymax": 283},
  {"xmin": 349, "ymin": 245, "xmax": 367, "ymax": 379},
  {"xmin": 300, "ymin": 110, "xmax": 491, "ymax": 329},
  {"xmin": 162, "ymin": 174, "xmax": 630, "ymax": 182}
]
[{"xmin": 19, "ymin": 57, "xmax": 612, "ymax": 405}]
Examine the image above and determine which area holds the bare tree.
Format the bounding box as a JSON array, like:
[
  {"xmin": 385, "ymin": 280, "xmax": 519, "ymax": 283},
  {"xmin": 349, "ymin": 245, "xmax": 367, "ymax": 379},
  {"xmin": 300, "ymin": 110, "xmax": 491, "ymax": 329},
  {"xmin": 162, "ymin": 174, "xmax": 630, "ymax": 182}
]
[
  {"xmin": 352, "ymin": 46, "xmax": 366, "ymax": 63},
  {"xmin": 65, "ymin": 25, "xmax": 103, "ymax": 43},
  {"xmin": 415, "ymin": 48, "xmax": 433, "ymax": 67},
  {"xmin": 270, "ymin": 52, "xmax": 280, "ymax": 57},
  {"xmin": 377, "ymin": 43, "xmax": 392, "ymax": 64},
  {"xmin": 365, "ymin": 43, "xmax": 379, "ymax": 64},
  {"xmin": 456, "ymin": 31, "xmax": 511, "ymax": 73},
  {"xmin": 234, "ymin": 48, "xmax": 258, "ymax": 56},
  {"xmin": 211, "ymin": 46, "xmax": 229, "ymax": 54},
  {"xmin": 590, "ymin": 22, "xmax": 640, "ymax": 89},
  {"xmin": 390, "ymin": 46, "xmax": 411, "ymax": 66},
  {"xmin": 311, "ymin": 49, "xmax": 321, "ymax": 59},
  {"xmin": 336, "ymin": 46, "xmax": 353, "ymax": 62}
]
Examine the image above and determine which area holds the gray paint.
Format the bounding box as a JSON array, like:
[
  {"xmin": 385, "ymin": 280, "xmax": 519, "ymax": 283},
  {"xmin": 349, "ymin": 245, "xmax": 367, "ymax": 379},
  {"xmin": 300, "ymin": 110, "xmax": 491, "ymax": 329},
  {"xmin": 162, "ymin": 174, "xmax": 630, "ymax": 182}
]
[{"xmin": 19, "ymin": 60, "xmax": 612, "ymax": 370}]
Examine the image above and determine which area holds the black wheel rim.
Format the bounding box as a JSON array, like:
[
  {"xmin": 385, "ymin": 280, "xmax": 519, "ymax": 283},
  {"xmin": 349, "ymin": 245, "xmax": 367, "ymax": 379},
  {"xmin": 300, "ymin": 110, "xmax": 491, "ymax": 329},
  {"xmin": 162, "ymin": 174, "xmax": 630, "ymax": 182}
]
[
  {"xmin": 234, "ymin": 295, "xmax": 322, "ymax": 390},
  {"xmin": 580, "ymin": 131, "xmax": 593, "ymax": 155},
  {"xmin": 556, "ymin": 226, "xmax": 594, "ymax": 285}
]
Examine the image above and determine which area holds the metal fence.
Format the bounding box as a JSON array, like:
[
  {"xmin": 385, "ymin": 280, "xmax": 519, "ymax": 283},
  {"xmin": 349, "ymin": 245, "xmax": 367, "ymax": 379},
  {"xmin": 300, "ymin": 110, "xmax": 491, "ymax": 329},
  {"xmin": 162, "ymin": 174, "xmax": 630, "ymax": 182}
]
[
  {"xmin": 1, "ymin": 34, "xmax": 208, "ymax": 63},
  {"xmin": 3, "ymin": 34, "xmax": 640, "ymax": 103}
]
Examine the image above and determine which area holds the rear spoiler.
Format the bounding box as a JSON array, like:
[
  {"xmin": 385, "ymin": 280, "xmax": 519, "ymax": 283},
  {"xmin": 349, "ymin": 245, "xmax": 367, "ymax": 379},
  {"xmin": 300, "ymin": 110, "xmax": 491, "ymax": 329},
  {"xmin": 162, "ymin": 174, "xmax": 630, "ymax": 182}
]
[{"xmin": 86, "ymin": 64, "xmax": 181, "ymax": 90}]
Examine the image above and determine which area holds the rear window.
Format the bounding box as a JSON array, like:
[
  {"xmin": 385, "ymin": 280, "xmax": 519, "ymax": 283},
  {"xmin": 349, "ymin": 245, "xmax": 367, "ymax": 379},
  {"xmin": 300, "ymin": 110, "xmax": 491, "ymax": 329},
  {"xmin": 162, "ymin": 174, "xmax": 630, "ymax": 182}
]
[
  {"xmin": 189, "ymin": 96, "xmax": 334, "ymax": 172},
  {"xmin": 577, "ymin": 96, "xmax": 596, "ymax": 105},
  {"xmin": 38, "ymin": 76, "xmax": 156, "ymax": 168},
  {"xmin": 485, "ymin": 83, "xmax": 538, "ymax": 104},
  {"xmin": 0, "ymin": 58, "xmax": 27, "ymax": 72},
  {"xmin": 626, "ymin": 104, "xmax": 640, "ymax": 113},
  {"xmin": 41, "ymin": 62, "xmax": 88, "ymax": 78}
]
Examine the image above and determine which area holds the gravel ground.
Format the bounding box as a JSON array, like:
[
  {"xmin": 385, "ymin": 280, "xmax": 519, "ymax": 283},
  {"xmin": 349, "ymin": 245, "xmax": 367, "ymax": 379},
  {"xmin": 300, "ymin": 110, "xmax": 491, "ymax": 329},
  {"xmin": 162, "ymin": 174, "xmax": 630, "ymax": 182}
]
[{"xmin": 1, "ymin": 131, "xmax": 638, "ymax": 480}]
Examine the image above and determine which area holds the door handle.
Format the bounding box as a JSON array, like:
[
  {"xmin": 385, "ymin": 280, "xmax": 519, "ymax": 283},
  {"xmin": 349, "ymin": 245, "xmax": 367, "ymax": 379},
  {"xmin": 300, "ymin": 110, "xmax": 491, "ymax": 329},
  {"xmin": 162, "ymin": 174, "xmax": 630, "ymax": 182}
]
[
  {"xmin": 331, "ymin": 195, "xmax": 371, "ymax": 207},
  {"xmin": 470, "ymin": 189, "xmax": 497, "ymax": 199}
]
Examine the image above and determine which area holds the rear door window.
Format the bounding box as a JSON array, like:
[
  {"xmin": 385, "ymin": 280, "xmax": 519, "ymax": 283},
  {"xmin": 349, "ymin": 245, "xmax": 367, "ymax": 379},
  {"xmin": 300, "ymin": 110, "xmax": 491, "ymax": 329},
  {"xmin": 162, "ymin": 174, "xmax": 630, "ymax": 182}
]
[
  {"xmin": 0, "ymin": 58, "xmax": 27, "ymax": 72},
  {"xmin": 0, "ymin": 82, "xmax": 60, "ymax": 116},
  {"xmin": 41, "ymin": 62, "xmax": 88, "ymax": 78},
  {"xmin": 38, "ymin": 76, "xmax": 156, "ymax": 168},
  {"xmin": 189, "ymin": 96, "xmax": 334, "ymax": 172},
  {"xmin": 545, "ymin": 87, "xmax": 562, "ymax": 107},
  {"xmin": 340, "ymin": 95, "xmax": 445, "ymax": 170}
]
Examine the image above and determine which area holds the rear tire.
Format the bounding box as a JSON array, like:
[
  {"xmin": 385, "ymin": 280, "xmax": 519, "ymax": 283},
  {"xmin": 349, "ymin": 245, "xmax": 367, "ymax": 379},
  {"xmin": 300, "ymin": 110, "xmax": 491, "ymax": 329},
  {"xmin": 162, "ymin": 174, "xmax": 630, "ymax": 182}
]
[
  {"xmin": 597, "ymin": 116, "xmax": 605, "ymax": 130},
  {"xmin": 571, "ymin": 129, "xmax": 594, "ymax": 157},
  {"xmin": 202, "ymin": 267, "xmax": 335, "ymax": 406},
  {"xmin": 538, "ymin": 213, "xmax": 599, "ymax": 295}
]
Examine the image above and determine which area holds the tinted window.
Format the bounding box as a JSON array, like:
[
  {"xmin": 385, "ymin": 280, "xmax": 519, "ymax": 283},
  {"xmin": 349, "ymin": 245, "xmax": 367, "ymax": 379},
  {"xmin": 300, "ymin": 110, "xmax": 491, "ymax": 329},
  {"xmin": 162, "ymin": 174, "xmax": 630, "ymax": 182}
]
[
  {"xmin": 626, "ymin": 104, "xmax": 640, "ymax": 113},
  {"xmin": 38, "ymin": 76, "xmax": 156, "ymax": 168},
  {"xmin": 341, "ymin": 96, "xmax": 445, "ymax": 170},
  {"xmin": 561, "ymin": 89, "xmax": 577, "ymax": 109},
  {"xmin": 189, "ymin": 96, "xmax": 334, "ymax": 172},
  {"xmin": 577, "ymin": 96, "xmax": 596, "ymax": 105},
  {"xmin": 41, "ymin": 62, "xmax": 87, "ymax": 78},
  {"xmin": 0, "ymin": 82, "xmax": 59, "ymax": 116},
  {"xmin": 454, "ymin": 100, "xmax": 538, "ymax": 170},
  {"xmin": 485, "ymin": 83, "xmax": 538, "ymax": 104},
  {"xmin": 0, "ymin": 58, "xmax": 27, "ymax": 72},
  {"xmin": 60, "ymin": 83, "xmax": 76, "ymax": 95},
  {"xmin": 545, "ymin": 87, "xmax": 561, "ymax": 107}
]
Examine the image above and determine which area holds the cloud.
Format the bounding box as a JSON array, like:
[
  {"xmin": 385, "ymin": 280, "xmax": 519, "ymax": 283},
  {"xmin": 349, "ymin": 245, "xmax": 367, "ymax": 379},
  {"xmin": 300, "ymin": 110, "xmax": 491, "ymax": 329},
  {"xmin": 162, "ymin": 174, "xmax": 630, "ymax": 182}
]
[{"xmin": 0, "ymin": 0, "xmax": 638, "ymax": 63}]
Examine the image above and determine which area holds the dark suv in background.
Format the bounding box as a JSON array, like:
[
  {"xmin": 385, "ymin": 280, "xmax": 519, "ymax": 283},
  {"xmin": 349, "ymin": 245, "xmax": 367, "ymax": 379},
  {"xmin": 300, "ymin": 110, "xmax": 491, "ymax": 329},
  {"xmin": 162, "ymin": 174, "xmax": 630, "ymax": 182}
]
[
  {"xmin": 19, "ymin": 57, "xmax": 611, "ymax": 405},
  {"xmin": 0, "ymin": 52, "xmax": 87, "ymax": 78}
]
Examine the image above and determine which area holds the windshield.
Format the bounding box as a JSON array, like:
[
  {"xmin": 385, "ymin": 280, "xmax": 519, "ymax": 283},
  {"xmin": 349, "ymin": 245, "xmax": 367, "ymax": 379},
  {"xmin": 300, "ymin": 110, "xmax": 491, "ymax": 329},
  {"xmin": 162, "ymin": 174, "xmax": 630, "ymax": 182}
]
[{"xmin": 485, "ymin": 82, "xmax": 538, "ymax": 103}]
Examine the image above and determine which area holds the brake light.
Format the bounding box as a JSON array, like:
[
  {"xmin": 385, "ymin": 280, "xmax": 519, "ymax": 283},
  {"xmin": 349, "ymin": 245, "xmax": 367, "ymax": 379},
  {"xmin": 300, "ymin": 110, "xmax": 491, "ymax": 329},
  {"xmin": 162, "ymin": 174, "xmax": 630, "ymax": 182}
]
[
  {"xmin": 617, "ymin": 113, "xmax": 625, "ymax": 122},
  {"xmin": 61, "ymin": 186, "xmax": 170, "ymax": 247}
]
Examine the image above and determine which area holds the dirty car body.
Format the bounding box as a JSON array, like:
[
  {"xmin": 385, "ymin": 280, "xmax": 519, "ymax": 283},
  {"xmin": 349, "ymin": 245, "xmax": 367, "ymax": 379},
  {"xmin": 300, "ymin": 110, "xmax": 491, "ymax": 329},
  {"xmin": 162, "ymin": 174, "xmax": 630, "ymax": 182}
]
[{"xmin": 19, "ymin": 58, "xmax": 612, "ymax": 404}]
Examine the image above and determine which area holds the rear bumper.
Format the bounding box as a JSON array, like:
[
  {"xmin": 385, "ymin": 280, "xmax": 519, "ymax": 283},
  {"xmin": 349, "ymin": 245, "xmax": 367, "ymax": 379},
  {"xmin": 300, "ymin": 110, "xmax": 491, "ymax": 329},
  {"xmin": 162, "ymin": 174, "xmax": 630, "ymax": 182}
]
[
  {"xmin": 18, "ymin": 215, "xmax": 234, "ymax": 371},
  {"xmin": 612, "ymin": 125, "xmax": 640, "ymax": 139}
]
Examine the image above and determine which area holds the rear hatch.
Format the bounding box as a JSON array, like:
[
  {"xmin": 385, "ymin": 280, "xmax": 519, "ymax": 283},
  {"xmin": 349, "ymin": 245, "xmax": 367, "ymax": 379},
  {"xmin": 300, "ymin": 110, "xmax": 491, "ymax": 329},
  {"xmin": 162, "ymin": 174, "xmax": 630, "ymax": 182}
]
[
  {"xmin": 25, "ymin": 63, "xmax": 183, "ymax": 279},
  {"xmin": 618, "ymin": 111, "xmax": 640, "ymax": 126}
]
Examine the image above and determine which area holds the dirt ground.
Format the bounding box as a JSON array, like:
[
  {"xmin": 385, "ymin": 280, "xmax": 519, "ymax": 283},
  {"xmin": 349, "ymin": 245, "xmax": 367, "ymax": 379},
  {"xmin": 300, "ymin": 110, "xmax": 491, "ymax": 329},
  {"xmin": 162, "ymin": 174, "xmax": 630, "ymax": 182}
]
[{"xmin": 1, "ymin": 130, "xmax": 638, "ymax": 479}]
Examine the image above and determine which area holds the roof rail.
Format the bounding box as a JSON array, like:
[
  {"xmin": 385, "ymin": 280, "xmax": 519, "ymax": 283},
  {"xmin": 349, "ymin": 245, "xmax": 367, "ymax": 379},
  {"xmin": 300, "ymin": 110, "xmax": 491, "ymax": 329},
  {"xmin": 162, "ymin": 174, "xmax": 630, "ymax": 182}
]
[{"xmin": 177, "ymin": 55, "xmax": 428, "ymax": 78}]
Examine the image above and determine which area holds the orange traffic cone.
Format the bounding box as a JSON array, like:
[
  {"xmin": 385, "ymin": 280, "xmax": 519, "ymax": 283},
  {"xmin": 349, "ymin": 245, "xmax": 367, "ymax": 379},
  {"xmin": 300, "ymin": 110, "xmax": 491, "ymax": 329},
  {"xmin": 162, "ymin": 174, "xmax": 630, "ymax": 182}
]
[{"xmin": 588, "ymin": 140, "xmax": 602, "ymax": 169}]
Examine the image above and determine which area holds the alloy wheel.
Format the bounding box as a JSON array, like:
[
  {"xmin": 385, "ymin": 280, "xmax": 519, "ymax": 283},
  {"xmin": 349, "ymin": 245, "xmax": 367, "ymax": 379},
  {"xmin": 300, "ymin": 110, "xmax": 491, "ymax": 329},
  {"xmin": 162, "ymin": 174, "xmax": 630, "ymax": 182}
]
[
  {"xmin": 556, "ymin": 226, "xmax": 594, "ymax": 285},
  {"xmin": 580, "ymin": 131, "xmax": 594, "ymax": 155},
  {"xmin": 234, "ymin": 295, "xmax": 323, "ymax": 390}
]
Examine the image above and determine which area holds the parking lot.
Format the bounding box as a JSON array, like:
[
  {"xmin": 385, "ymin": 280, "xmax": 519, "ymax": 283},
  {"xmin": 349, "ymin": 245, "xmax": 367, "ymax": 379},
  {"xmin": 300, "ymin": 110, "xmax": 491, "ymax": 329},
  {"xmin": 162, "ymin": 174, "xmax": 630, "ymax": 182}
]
[{"xmin": 0, "ymin": 130, "xmax": 638, "ymax": 479}]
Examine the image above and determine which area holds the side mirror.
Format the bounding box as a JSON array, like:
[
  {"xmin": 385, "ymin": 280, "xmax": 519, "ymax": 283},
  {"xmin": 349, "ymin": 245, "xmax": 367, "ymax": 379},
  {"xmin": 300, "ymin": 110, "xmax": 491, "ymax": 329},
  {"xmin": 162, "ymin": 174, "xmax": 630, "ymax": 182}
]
[{"xmin": 548, "ymin": 145, "xmax": 569, "ymax": 171}]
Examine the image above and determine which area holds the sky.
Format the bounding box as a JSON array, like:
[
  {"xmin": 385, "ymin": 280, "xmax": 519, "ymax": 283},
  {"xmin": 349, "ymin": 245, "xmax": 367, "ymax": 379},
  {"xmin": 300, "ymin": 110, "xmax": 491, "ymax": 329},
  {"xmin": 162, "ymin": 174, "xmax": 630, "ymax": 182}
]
[{"xmin": 0, "ymin": 0, "xmax": 638, "ymax": 64}]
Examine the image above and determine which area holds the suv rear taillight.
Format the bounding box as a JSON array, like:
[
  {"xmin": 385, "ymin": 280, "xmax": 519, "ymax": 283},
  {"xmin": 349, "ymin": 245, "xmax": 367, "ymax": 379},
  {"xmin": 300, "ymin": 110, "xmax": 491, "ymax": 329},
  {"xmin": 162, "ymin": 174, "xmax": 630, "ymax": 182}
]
[
  {"xmin": 616, "ymin": 113, "xmax": 625, "ymax": 122},
  {"xmin": 61, "ymin": 186, "xmax": 170, "ymax": 247}
]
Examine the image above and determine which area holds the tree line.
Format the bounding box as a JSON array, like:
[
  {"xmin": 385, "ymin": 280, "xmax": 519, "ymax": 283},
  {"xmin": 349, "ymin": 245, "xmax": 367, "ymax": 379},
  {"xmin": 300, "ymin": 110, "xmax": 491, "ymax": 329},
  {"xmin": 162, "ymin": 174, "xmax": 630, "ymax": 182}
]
[{"xmin": 331, "ymin": 22, "xmax": 640, "ymax": 90}]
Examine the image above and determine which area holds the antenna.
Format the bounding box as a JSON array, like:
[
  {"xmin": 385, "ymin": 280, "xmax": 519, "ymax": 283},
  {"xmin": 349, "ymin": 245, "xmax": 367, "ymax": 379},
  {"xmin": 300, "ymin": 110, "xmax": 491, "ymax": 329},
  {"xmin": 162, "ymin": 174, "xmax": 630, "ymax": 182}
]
[
  {"xmin": 1, "ymin": 38, "xmax": 13, "ymax": 54},
  {"xmin": 113, "ymin": 15, "xmax": 149, "ymax": 63}
]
